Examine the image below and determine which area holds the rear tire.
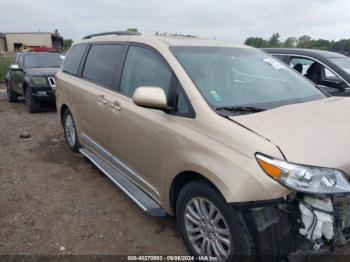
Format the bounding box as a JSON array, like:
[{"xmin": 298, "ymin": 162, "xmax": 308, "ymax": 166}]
[
  {"xmin": 6, "ymin": 81, "xmax": 19, "ymax": 103},
  {"xmin": 176, "ymin": 180, "xmax": 253, "ymax": 262},
  {"xmin": 63, "ymin": 109, "xmax": 79, "ymax": 152},
  {"xmin": 25, "ymin": 88, "xmax": 40, "ymax": 113}
]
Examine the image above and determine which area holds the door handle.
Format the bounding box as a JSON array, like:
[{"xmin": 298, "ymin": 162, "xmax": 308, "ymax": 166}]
[
  {"xmin": 97, "ymin": 95, "xmax": 107, "ymax": 105},
  {"xmin": 110, "ymin": 101, "xmax": 121, "ymax": 112}
]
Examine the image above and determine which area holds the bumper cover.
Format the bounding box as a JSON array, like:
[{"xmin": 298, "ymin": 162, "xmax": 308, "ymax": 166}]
[
  {"xmin": 30, "ymin": 85, "xmax": 55, "ymax": 102},
  {"xmin": 238, "ymin": 194, "xmax": 350, "ymax": 261}
]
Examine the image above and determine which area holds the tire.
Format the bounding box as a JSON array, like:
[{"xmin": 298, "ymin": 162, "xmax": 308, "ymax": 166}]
[
  {"xmin": 25, "ymin": 88, "xmax": 40, "ymax": 113},
  {"xmin": 62, "ymin": 109, "xmax": 79, "ymax": 152},
  {"xmin": 6, "ymin": 81, "xmax": 19, "ymax": 103},
  {"xmin": 176, "ymin": 180, "xmax": 254, "ymax": 262}
]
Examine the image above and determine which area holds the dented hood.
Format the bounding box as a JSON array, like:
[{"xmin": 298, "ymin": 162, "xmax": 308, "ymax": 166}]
[{"xmin": 231, "ymin": 97, "xmax": 350, "ymax": 174}]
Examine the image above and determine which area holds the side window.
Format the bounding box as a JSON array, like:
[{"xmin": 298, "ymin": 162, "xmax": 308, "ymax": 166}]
[
  {"xmin": 83, "ymin": 44, "xmax": 124, "ymax": 88},
  {"xmin": 175, "ymin": 87, "xmax": 192, "ymax": 115},
  {"xmin": 18, "ymin": 55, "xmax": 24, "ymax": 68},
  {"xmin": 290, "ymin": 57, "xmax": 314, "ymax": 75},
  {"xmin": 324, "ymin": 68, "xmax": 336, "ymax": 78},
  {"xmin": 63, "ymin": 43, "xmax": 88, "ymax": 75},
  {"xmin": 13, "ymin": 54, "xmax": 19, "ymax": 65},
  {"xmin": 120, "ymin": 46, "xmax": 172, "ymax": 97}
]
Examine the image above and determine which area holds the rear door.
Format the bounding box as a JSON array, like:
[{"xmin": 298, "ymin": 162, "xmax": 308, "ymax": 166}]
[
  {"xmin": 14, "ymin": 54, "xmax": 25, "ymax": 95},
  {"xmin": 74, "ymin": 43, "xmax": 126, "ymax": 157}
]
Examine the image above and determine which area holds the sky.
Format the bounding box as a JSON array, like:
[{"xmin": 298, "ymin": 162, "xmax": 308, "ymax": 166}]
[{"xmin": 0, "ymin": 0, "xmax": 349, "ymax": 43}]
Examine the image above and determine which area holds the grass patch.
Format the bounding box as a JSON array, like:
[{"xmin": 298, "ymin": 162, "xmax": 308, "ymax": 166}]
[{"xmin": 0, "ymin": 54, "xmax": 14, "ymax": 83}]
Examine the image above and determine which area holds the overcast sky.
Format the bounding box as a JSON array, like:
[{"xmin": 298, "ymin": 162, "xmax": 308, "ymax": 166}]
[{"xmin": 0, "ymin": 0, "xmax": 349, "ymax": 43}]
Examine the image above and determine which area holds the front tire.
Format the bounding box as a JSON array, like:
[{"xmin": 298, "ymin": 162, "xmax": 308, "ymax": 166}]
[
  {"xmin": 176, "ymin": 180, "xmax": 253, "ymax": 261},
  {"xmin": 63, "ymin": 109, "xmax": 79, "ymax": 152},
  {"xmin": 25, "ymin": 88, "xmax": 40, "ymax": 113},
  {"xmin": 6, "ymin": 81, "xmax": 19, "ymax": 103}
]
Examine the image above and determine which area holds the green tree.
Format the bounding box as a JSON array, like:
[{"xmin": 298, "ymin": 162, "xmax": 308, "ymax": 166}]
[
  {"xmin": 244, "ymin": 37, "xmax": 268, "ymax": 48},
  {"xmin": 268, "ymin": 33, "xmax": 281, "ymax": 47},
  {"xmin": 283, "ymin": 37, "xmax": 298, "ymax": 48},
  {"xmin": 297, "ymin": 35, "xmax": 312, "ymax": 48},
  {"xmin": 127, "ymin": 28, "xmax": 139, "ymax": 33},
  {"xmin": 63, "ymin": 39, "xmax": 73, "ymax": 51}
]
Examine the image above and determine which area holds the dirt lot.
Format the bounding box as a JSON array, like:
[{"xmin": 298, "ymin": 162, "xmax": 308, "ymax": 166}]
[
  {"xmin": 0, "ymin": 84, "xmax": 186, "ymax": 256},
  {"xmin": 0, "ymin": 83, "xmax": 349, "ymax": 261}
]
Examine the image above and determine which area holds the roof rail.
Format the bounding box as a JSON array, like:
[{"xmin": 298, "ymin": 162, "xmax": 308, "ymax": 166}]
[{"xmin": 82, "ymin": 31, "xmax": 141, "ymax": 40}]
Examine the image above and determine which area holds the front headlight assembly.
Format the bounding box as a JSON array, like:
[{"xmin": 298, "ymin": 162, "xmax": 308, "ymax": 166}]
[
  {"xmin": 256, "ymin": 153, "xmax": 350, "ymax": 194},
  {"xmin": 32, "ymin": 77, "xmax": 47, "ymax": 85}
]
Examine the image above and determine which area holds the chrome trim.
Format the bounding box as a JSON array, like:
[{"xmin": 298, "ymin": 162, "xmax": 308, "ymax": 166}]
[
  {"xmin": 79, "ymin": 148, "xmax": 148, "ymax": 212},
  {"xmin": 271, "ymin": 53, "xmax": 350, "ymax": 87},
  {"xmin": 81, "ymin": 133, "xmax": 159, "ymax": 196},
  {"xmin": 48, "ymin": 77, "xmax": 56, "ymax": 89}
]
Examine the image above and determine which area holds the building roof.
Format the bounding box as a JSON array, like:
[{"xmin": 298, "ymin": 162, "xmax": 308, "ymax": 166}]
[{"xmin": 5, "ymin": 32, "xmax": 63, "ymax": 39}]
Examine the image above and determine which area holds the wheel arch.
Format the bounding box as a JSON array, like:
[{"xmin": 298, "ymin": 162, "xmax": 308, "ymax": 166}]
[{"xmin": 169, "ymin": 170, "xmax": 228, "ymax": 214}]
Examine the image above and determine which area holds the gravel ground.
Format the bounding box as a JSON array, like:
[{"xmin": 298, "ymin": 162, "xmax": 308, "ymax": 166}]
[
  {"xmin": 0, "ymin": 83, "xmax": 349, "ymax": 261},
  {"xmin": 0, "ymin": 84, "xmax": 186, "ymax": 257}
]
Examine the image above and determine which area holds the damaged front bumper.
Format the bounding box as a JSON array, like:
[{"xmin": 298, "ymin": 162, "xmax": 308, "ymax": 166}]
[{"xmin": 238, "ymin": 193, "xmax": 350, "ymax": 261}]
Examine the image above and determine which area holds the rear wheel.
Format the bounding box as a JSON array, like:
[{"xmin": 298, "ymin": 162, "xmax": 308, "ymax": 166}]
[
  {"xmin": 6, "ymin": 81, "xmax": 19, "ymax": 103},
  {"xmin": 63, "ymin": 109, "xmax": 79, "ymax": 152},
  {"xmin": 176, "ymin": 180, "xmax": 253, "ymax": 261},
  {"xmin": 25, "ymin": 88, "xmax": 40, "ymax": 113}
]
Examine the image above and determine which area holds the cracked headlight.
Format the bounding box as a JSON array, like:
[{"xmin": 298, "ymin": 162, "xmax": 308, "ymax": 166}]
[
  {"xmin": 32, "ymin": 77, "xmax": 47, "ymax": 85},
  {"xmin": 256, "ymin": 153, "xmax": 350, "ymax": 194}
]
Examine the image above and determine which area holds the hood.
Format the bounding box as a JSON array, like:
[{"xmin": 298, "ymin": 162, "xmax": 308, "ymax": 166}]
[
  {"xmin": 231, "ymin": 97, "xmax": 350, "ymax": 174},
  {"xmin": 24, "ymin": 67, "xmax": 60, "ymax": 77}
]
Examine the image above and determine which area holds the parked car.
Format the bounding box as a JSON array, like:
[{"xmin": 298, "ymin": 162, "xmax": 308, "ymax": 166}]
[
  {"xmin": 56, "ymin": 32, "xmax": 350, "ymax": 261},
  {"xmin": 264, "ymin": 48, "xmax": 350, "ymax": 96},
  {"xmin": 5, "ymin": 52, "xmax": 63, "ymax": 112}
]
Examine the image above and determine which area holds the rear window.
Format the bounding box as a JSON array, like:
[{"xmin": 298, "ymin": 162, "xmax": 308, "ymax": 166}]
[
  {"xmin": 63, "ymin": 44, "xmax": 88, "ymax": 75},
  {"xmin": 82, "ymin": 44, "xmax": 124, "ymax": 88}
]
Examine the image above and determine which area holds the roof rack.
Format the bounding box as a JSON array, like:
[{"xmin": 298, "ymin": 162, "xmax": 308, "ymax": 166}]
[{"xmin": 82, "ymin": 31, "xmax": 141, "ymax": 40}]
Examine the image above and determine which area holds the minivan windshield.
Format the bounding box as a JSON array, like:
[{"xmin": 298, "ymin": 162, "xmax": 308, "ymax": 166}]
[
  {"xmin": 24, "ymin": 54, "xmax": 62, "ymax": 68},
  {"xmin": 329, "ymin": 57, "xmax": 350, "ymax": 74},
  {"xmin": 171, "ymin": 46, "xmax": 325, "ymax": 111}
]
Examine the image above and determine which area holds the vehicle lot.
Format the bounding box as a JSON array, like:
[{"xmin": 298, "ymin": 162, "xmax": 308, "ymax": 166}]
[
  {"xmin": 0, "ymin": 84, "xmax": 186, "ymax": 255},
  {"xmin": 0, "ymin": 82, "xmax": 349, "ymax": 260}
]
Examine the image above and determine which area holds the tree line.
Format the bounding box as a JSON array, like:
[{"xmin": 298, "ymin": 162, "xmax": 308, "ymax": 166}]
[{"xmin": 244, "ymin": 33, "xmax": 350, "ymax": 56}]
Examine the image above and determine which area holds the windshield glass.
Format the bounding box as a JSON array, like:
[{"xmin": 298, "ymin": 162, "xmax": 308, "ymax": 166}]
[
  {"xmin": 329, "ymin": 57, "xmax": 350, "ymax": 74},
  {"xmin": 171, "ymin": 46, "xmax": 325, "ymax": 110},
  {"xmin": 24, "ymin": 54, "xmax": 63, "ymax": 68}
]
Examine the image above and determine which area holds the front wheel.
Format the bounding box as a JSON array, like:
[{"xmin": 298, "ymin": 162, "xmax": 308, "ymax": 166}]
[
  {"xmin": 63, "ymin": 109, "xmax": 79, "ymax": 152},
  {"xmin": 176, "ymin": 180, "xmax": 253, "ymax": 261},
  {"xmin": 25, "ymin": 88, "xmax": 40, "ymax": 113}
]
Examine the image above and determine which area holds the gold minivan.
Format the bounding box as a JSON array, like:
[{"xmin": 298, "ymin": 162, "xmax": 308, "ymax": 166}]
[{"xmin": 56, "ymin": 31, "xmax": 350, "ymax": 261}]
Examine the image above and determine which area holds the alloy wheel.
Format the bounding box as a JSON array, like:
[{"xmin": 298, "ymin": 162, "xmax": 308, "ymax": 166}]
[
  {"xmin": 65, "ymin": 114, "xmax": 76, "ymax": 147},
  {"xmin": 184, "ymin": 197, "xmax": 232, "ymax": 259}
]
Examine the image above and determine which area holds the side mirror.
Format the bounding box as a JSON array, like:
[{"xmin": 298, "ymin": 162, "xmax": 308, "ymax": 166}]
[
  {"xmin": 133, "ymin": 86, "xmax": 168, "ymax": 110},
  {"xmin": 10, "ymin": 64, "xmax": 20, "ymax": 70},
  {"xmin": 321, "ymin": 76, "xmax": 347, "ymax": 90}
]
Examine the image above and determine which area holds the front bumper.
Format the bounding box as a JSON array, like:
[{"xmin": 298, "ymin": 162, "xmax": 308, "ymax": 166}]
[
  {"xmin": 30, "ymin": 85, "xmax": 55, "ymax": 102},
  {"xmin": 239, "ymin": 194, "xmax": 350, "ymax": 261}
]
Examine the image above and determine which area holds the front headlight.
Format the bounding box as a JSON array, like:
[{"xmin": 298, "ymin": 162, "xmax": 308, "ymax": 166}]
[
  {"xmin": 32, "ymin": 77, "xmax": 47, "ymax": 85},
  {"xmin": 256, "ymin": 153, "xmax": 350, "ymax": 194}
]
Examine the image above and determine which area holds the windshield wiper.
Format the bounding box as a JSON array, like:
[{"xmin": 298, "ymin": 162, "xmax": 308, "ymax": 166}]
[{"xmin": 215, "ymin": 106, "xmax": 266, "ymax": 113}]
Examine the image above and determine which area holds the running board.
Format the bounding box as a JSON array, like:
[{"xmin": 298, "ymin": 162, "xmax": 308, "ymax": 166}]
[{"xmin": 79, "ymin": 147, "xmax": 167, "ymax": 217}]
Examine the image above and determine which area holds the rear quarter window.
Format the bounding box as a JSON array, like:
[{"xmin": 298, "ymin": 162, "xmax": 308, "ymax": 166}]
[
  {"xmin": 63, "ymin": 43, "xmax": 88, "ymax": 75},
  {"xmin": 82, "ymin": 44, "xmax": 124, "ymax": 88}
]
